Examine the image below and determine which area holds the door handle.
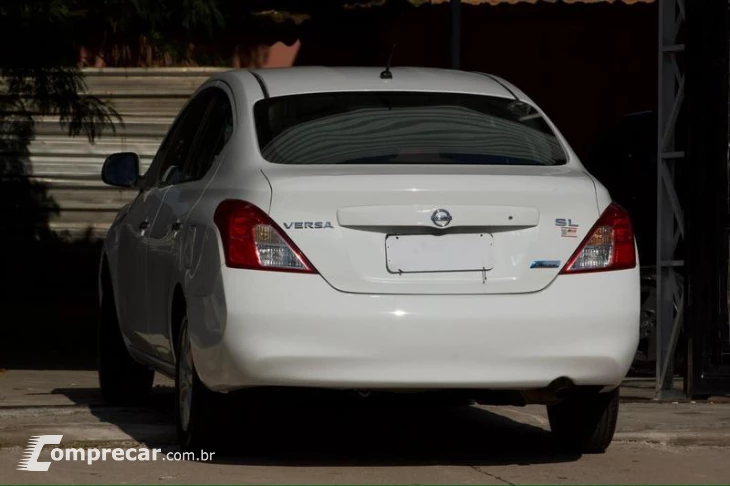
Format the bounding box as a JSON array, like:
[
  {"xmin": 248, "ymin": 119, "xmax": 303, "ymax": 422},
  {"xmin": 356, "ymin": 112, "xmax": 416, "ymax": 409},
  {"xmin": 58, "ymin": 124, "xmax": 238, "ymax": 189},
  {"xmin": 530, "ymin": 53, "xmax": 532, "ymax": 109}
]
[
  {"xmin": 139, "ymin": 218, "xmax": 150, "ymax": 231},
  {"xmin": 171, "ymin": 220, "xmax": 183, "ymax": 232}
]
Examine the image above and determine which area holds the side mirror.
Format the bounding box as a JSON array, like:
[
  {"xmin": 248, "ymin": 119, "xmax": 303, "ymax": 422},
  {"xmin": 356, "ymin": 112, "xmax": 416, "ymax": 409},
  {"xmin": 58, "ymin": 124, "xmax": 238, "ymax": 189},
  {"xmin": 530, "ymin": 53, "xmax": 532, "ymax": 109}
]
[{"xmin": 102, "ymin": 152, "xmax": 140, "ymax": 188}]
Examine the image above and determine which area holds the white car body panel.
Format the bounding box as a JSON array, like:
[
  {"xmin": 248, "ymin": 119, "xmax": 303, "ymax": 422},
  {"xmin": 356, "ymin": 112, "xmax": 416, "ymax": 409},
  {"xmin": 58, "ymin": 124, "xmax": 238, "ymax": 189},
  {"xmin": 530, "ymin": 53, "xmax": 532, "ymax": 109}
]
[
  {"xmin": 111, "ymin": 185, "xmax": 171, "ymax": 356},
  {"xmin": 193, "ymin": 267, "xmax": 639, "ymax": 391},
  {"xmin": 246, "ymin": 66, "xmax": 515, "ymax": 98},
  {"xmin": 262, "ymin": 164, "xmax": 600, "ymax": 295},
  {"xmin": 101, "ymin": 66, "xmax": 640, "ymax": 394}
]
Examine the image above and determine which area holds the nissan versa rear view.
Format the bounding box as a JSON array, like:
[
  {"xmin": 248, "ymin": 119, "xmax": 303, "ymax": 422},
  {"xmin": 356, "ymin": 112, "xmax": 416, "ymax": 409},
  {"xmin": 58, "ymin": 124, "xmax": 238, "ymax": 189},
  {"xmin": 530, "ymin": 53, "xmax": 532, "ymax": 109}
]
[{"xmin": 98, "ymin": 67, "xmax": 639, "ymax": 454}]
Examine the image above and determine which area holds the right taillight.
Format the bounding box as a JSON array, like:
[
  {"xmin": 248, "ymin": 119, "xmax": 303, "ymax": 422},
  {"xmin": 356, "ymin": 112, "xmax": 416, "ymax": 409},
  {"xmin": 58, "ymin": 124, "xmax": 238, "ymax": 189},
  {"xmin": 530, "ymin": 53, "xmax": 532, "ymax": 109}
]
[
  {"xmin": 560, "ymin": 203, "xmax": 636, "ymax": 274},
  {"xmin": 213, "ymin": 200, "xmax": 317, "ymax": 274}
]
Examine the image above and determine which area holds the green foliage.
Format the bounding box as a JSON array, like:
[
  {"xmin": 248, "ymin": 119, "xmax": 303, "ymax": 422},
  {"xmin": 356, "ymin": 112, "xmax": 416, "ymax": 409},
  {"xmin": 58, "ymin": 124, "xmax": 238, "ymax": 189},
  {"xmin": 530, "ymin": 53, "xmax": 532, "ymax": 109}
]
[
  {"xmin": 0, "ymin": 0, "xmax": 240, "ymax": 143},
  {"xmin": 0, "ymin": 0, "xmax": 324, "ymax": 144},
  {"xmin": 77, "ymin": 0, "xmax": 230, "ymax": 65},
  {"xmin": 1, "ymin": 0, "xmax": 123, "ymax": 143},
  {"xmin": 0, "ymin": 0, "xmax": 302, "ymax": 248}
]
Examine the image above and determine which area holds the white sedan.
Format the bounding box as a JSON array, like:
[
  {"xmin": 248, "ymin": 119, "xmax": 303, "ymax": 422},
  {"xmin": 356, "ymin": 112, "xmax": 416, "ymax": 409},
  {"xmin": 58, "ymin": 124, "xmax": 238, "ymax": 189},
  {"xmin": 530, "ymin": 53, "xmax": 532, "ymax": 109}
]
[{"xmin": 98, "ymin": 66, "xmax": 639, "ymax": 454}]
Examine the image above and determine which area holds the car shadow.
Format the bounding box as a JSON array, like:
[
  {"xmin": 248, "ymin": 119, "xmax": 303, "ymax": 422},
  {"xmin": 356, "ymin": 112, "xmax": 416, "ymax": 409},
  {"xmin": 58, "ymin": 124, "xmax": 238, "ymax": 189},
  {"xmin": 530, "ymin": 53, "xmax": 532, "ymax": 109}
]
[{"xmin": 52, "ymin": 385, "xmax": 581, "ymax": 467}]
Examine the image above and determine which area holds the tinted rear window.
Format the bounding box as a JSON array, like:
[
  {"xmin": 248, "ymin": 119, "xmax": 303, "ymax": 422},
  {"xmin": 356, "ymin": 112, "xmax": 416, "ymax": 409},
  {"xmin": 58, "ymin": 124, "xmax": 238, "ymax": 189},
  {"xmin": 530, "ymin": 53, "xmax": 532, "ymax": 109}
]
[{"xmin": 254, "ymin": 92, "xmax": 567, "ymax": 166}]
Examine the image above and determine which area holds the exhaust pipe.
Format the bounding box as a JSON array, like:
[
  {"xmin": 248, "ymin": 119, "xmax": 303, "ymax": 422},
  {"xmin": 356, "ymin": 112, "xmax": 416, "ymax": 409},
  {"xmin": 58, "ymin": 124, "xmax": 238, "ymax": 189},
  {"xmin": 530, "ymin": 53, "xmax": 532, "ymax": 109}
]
[{"xmin": 521, "ymin": 377, "xmax": 574, "ymax": 405}]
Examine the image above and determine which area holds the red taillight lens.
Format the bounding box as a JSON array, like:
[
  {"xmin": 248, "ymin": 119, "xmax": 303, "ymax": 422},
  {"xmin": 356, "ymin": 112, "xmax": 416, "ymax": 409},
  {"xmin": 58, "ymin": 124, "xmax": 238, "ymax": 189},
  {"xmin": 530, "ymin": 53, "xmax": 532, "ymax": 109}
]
[
  {"xmin": 213, "ymin": 200, "xmax": 317, "ymax": 273},
  {"xmin": 560, "ymin": 203, "xmax": 636, "ymax": 274}
]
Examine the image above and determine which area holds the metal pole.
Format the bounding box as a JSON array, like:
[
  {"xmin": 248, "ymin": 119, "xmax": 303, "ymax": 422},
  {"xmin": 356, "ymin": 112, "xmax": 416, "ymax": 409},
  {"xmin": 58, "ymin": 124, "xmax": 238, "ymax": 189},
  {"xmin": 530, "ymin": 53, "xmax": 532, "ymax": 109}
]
[
  {"xmin": 451, "ymin": 0, "xmax": 461, "ymax": 69},
  {"xmin": 656, "ymin": 0, "xmax": 686, "ymax": 400}
]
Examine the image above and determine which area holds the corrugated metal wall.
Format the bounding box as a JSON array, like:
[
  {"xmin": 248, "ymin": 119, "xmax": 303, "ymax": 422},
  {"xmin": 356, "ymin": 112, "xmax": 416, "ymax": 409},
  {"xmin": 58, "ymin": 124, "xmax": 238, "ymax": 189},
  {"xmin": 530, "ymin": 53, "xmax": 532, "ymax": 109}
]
[{"xmin": 28, "ymin": 67, "xmax": 226, "ymax": 239}]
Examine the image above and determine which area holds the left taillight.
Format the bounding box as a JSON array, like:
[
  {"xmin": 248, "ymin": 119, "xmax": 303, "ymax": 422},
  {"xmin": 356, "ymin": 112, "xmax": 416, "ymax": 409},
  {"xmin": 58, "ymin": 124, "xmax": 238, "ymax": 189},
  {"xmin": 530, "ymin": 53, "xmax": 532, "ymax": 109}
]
[
  {"xmin": 213, "ymin": 200, "xmax": 317, "ymax": 274},
  {"xmin": 560, "ymin": 203, "xmax": 636, "ymax": 274}
]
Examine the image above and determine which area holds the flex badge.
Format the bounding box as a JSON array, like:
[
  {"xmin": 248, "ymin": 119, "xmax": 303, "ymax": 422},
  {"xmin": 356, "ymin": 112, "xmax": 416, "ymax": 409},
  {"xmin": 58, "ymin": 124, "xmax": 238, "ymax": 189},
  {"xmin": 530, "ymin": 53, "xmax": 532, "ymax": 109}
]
[{"xmin": 555, "ymin": 218, "xmax": 579, "ymax": 238}]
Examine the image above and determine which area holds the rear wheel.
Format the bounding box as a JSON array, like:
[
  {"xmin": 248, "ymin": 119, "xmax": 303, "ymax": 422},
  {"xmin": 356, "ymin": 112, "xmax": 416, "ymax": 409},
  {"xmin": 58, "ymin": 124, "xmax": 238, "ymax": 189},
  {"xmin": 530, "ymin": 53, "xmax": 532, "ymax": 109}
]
[
  {"xmin": 98, "ymin": 288, "xmax": 154, "ymax": 405},
  {"xmin": 175, "ymin": 315, "xmax": 219, "ymax": 452},
  {"xmin": 547, "ymin": 388, "xmax": 619, "ymax": 454}
]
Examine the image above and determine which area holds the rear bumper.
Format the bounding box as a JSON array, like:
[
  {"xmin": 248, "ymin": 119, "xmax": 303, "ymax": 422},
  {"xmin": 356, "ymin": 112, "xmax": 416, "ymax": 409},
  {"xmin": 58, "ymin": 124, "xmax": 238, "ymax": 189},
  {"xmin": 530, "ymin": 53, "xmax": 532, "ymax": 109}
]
[{"xmin": 191, "ymin": 268, "xmax": 640, "ymax": 392}]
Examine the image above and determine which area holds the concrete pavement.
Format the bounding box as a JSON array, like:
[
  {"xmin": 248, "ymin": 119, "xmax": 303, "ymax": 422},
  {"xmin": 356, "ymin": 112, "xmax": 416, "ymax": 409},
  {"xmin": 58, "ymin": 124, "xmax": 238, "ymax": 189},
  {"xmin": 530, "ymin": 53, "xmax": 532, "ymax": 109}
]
[
  {"xmin": 3, "ymin": 442, "xmax": 730, "ymax": 484},
  {"xmin": 1, "ymin": 369, "xmax": 730, "ymax": 484}
]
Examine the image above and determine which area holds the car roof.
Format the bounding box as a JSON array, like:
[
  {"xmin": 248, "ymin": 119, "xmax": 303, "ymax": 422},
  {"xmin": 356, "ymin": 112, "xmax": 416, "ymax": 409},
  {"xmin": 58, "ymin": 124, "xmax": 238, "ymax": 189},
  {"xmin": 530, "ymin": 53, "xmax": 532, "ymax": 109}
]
[{"xmin": 220, "ymin": 66, "xmax": 521, "ymax": 100}]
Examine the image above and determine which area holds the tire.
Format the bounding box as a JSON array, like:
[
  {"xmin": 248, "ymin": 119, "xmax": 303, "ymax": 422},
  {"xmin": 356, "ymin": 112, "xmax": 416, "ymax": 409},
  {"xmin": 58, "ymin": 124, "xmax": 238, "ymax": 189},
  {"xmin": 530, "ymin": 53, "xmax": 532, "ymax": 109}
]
[
  {"xmin": 175, "ymin": 314, "xmax": 219, "ymax": 452},
  {"xmin": 98, "ymin": 289, "xmax": 154, "ymax": 406},
  {"xmin": 547, "ymin": 388, "xmax": 619, "ymax": 454}
]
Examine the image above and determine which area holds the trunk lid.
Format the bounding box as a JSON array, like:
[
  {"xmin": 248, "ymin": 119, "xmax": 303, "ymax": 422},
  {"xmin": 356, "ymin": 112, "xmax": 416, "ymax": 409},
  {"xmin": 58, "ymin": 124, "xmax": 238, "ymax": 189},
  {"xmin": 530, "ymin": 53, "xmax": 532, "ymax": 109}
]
[{"xmin": 263, "ymin": 165, "xmax": 599, "ymax": 295}]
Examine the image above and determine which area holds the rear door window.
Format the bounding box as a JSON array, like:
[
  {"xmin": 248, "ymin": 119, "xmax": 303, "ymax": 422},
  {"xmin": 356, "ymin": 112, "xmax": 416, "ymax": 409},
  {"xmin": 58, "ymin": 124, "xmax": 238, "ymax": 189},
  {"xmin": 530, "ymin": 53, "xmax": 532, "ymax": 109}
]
[
  {"xmin": 180, "ymin": 89, "xmax": 234, "ymax": 182},
  {"xmin": 145, "ymin": 89, "xmax": 214, "ymax": 188}
]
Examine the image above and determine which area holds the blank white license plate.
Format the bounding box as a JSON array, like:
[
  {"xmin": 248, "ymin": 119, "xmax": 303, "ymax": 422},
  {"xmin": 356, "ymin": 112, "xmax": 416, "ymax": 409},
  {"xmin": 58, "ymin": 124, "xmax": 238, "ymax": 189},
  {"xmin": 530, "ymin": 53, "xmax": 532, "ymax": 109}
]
[{"xmin": 386, "ymin": 233, "xmax": 495, "ymax": 273}]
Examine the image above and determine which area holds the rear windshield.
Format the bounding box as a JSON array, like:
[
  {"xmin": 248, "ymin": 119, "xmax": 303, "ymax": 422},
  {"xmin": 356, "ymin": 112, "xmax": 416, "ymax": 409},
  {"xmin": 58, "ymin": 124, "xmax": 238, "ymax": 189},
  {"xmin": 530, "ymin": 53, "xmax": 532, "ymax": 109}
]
[{"xmin": 254, "ymin": 92, "xmax": 567, "ymax": 166}]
